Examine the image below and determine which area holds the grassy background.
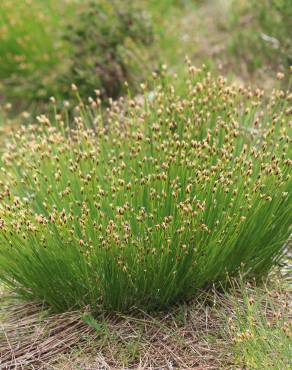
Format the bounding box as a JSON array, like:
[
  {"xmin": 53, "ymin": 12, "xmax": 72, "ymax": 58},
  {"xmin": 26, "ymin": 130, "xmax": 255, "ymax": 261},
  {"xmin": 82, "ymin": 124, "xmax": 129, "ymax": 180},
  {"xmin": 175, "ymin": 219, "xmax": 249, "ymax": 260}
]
[{"xmin": 1, "ymin": 0, "xmax": 291, "ymax": 112}]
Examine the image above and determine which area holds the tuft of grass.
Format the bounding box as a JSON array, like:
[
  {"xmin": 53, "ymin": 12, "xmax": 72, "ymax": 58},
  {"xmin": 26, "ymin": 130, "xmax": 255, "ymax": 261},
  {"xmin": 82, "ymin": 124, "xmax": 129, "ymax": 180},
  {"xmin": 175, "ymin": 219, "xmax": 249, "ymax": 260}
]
[
  {"xmin": 223, "ymin": 279, "xmax": 292, "ymax": 369},
  {"xmin": 0, "ymin": 66, "xmax": 291, "ymax": 314}
]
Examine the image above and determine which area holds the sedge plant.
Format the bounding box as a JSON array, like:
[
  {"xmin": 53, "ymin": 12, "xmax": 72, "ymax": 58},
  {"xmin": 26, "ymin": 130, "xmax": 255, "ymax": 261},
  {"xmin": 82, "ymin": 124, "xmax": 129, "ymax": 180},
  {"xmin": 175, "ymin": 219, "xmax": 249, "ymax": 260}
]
[{"xmin": 0, "ymin": 66, "xmax": 291, "ymax": 314}]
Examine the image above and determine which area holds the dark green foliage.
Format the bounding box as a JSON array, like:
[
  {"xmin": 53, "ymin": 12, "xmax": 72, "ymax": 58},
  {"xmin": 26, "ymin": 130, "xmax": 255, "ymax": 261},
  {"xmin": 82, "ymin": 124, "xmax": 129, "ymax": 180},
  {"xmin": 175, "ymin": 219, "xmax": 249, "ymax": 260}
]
[
  {"xmin": 0, "ymin": 69, "xmax": 291, "ymax": 314},
  {"xmin": 63, "ymin": 0, "xmax": 154, "ymax": 99},
  {"xmin": 0, "ymin": 0, "xmax": 154, "ymax": 109}
]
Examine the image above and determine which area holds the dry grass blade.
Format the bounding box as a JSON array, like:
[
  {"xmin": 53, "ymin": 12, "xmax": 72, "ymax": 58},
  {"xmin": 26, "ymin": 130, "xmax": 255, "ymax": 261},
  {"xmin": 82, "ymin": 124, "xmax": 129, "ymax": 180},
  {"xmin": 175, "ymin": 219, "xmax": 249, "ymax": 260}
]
[
  {"xmin": 0, "ymin": 290, "xmax": 230, "ymax": 370},
  {"xmin": 55, "ymin": 292, "xmax": 230, "ymax": 369},
  {"xmin": 2, "ymin": 282, "xmax": 289, "ymax": 369},
  {"xmin": 0, "ymin": 294, "xmax": 94, "ymax": 369}
]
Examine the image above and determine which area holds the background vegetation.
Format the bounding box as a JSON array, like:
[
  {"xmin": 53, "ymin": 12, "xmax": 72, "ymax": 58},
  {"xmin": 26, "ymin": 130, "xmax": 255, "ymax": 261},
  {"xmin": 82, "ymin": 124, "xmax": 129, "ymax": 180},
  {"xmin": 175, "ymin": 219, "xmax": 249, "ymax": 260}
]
[
  {"xmin": 1, "ymin": 0, "xmax": 291, "ymax": 112},
  {"xmin": 229, "ymin": 0, "xmax": 292, "ymax": 73}
]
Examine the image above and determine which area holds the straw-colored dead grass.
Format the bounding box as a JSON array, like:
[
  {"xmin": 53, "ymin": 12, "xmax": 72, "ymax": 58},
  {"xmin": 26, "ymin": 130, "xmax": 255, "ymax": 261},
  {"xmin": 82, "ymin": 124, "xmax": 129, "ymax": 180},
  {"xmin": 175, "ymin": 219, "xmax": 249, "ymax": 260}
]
[
  {"xmin": 1, "ymin": 273, "xmax": 291, "ymax": 369},
  {"xmin": 1, "ymin": 290, "xmax": 229, "ymax": 369},
  {"xmin": 0, "ymin": 295, "xmax": 93, "ymax": 369}
]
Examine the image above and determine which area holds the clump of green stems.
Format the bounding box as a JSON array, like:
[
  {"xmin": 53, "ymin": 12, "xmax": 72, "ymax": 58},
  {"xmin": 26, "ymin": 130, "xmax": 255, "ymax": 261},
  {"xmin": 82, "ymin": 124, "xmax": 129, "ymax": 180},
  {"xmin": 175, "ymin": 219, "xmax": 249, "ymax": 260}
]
[
  {"xmin": 0, "ymin": 66, "xmax": 291, "ymax": 314},
  {"xmin": 225, "ymin": 280, "xmax": 292, "ymax": 369}
]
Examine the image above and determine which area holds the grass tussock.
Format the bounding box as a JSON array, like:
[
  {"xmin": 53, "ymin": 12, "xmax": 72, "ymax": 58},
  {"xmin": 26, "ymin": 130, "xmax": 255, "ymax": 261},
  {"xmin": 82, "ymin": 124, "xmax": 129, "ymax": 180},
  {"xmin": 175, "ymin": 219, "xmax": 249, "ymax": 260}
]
[
  {"xmin": 223, "ymin": 278, "xmax": 292, "ymax": 369},
  {"xmin": 0, "ymin": 1, "xmax": 291, "ymax": 368},
  {"xmin": 0, "ymin": 66, "xmax": 291, "ymax": 314}
]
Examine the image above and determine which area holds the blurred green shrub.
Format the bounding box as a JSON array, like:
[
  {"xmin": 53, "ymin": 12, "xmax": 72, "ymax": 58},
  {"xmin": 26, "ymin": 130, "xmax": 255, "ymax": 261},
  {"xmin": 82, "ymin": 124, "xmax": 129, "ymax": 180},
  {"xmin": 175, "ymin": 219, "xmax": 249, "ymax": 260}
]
[
  {"xmin": 63, "ymin": 0, "xmax": 154, "ymax": 99},
  {"xmin": 0, "ymin": 0, "xmax": 70, "ymax": 105},
  {"xmin": 0, "ymin": 0, "xmax": 154, "ymax": 108},
  {"xmin": 229, "ymin": 0, "xmax": 292, "ymax": 73}
]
